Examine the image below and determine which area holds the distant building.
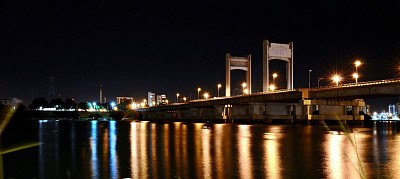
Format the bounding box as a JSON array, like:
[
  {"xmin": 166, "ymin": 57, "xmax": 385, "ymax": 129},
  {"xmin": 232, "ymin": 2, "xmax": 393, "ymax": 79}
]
[
  {"xmin": 148, "ymin": 92, "xmax": 156, "ymax": 107},
  {"xmin": 157, "ymin": 95, "xmax": 167, "ymax": 105},
  {"xmin": 0, "ymin": 98, "xmax": 22, "ymax": 108},
  {"xmin": 146, "ymin": 92, "xmax": 167, "ymax": 106},
  {"xmin": 116, "ymin": 97, "xmax": 133, "ymax": 104}
]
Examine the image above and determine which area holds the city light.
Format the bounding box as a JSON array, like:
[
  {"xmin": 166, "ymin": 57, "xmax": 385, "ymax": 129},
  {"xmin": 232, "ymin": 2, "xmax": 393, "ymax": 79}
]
[
  {"xmin": 203, "ymin": 92, "xmax": 209, "ymax": 100},
  {"xmin": 355, "ymin": 60, "xmax": 361, "ymax": 68},
  {"xmin": 354, "ymin": 60, "xmax": 362, "ymax": 83},
  {"xmin": 332, "ymin": 75, "xmax": 341, "ymax": 86},
  {"xmin": 183, "ymin": 97, "xmax": 187, "ymax": 102},
  {"xmin": 269, "ymin": 84, "xmax": 276, "ymax": 91},
  {"xmin": 131, "ymin": 102, "xmax": 137, "ymax": 109},
  {"xmin": 92, "ymin": 102, "xmax": 97, "ymax": 110},
  {"xmin": 197, "ymin": 88, "xmax": 201, "ymax": 99},
  {"xmin": 242, "ymin": 82, "xmax": 247, "ymax": 95},
  {"xmin": 272, "ymin": 73, "xmax": 278, "ymax": 84},
  {"xmin": 352, "ymin": 73, "xmax": 359, "ymax": 81},
  {"xmin": 176, "ymin": 93, "xmax": 180, "ymax": 103},
  {"xmin": 217, "ymin": 84, "xmax": 222, "ymax": 97}
]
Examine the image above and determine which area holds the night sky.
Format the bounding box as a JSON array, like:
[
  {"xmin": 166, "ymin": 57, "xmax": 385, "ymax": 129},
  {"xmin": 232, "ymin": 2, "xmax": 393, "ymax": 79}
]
[{"xmin": 1, "ymin": 1, "xmax": 400, "ymax": 110}]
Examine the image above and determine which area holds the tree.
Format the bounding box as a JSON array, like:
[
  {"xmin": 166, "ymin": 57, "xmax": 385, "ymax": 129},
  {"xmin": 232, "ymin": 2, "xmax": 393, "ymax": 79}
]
[
  {"xmin": 77, "ymin": 102, "xmax": 89, "ymax": 110},
  {"xmin": 29, "ymin": 97, "xmax": 48, "ymax": 109},
  {"xmin": 64, "ymin": 98, "xmax": 77, "ymax": 109},
  {"xmin": 50, "ymin": 98, "xmax": 64, "ymax": 109}
]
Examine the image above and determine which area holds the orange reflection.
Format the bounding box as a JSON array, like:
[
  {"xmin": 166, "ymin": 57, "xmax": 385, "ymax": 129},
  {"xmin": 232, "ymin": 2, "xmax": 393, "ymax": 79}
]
[
  {"xmin": 163, "ymin": 124, "xmax": 171, "ymax": 178},
  {"xmin": 385, "ymin": 132, "xmax": 400, "ymax": 177},
  {"xmin": 263, "ymin": 131, "xmax": 282, "ymax": 178},
  {"xmin": 201, "ymin": 125, "xmax": 212, "ymax": 178},
  {"xmin": 194, "ymin": 123, "xmax": 203, "ymax": 178},
  {"xmin": 214, "ymin": 124, "xmax": 225, "ymax": 179},
  {"xmin": 324, "ymin": 133, "xmax": 363, "ymax": 179},
  {"xmin": 178, "ymin": 123, "xmax": 188, "ymax": 178},
  {"xmin": 130, "ymin": 122, "xmax": 139, "ymax": 178},
  {"xmin": 150, "ymin": 123, "xmax": 158, "ymax": 178},
  {"xmin": 139, "ymin": 122, "xmax": 148, "ymax": 178},
  {"xmin": 130, "ymin": 122, "xmax": 150, "ymax": 178},
  {"xmin": 238, "ymin": 125, "xmax": 253, "ymax": 179}
]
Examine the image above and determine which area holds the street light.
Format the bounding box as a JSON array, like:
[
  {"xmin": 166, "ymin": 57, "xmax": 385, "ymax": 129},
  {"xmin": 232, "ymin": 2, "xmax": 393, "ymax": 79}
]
[
  {"xmin": 176, "ymin": 93, "xmax": 180, "ymax": 103},
  {"xmin": 332, "ymin": 75, "xmax": 341, "ymax": 87},
  {"xmin": 142, "ymin": 99, "xmax": 147, "ymax": 107},
  {"xmin": 354, "ymin": 60, "xmax": 362, "ymax": 83},
  {"xmin": 272, "ymin": 73, "xmax": 278, "ymax": 84},
  {"xmin": 269, "ymin": 84, "xmax": 276, "ymax": 91},
  {"xmin": 203, "ymin": 92, "xmax": 209, "ymax": 100},
  {"xmin": 197, "ymin": 88, "xmax": 201, "ymax": 99},
  {"xmin": 217, "ymin": 84, "xmax": 222, "ymax": 97},
  {"xmin": 352, "ymin": 73, "xmax": 359, "ymax": 83},
  {"xmin": 183, "ymin": 97, "xmax": 187, "ymax": 102},
  {"xmin": 308, "ymin": 70, "xmax": 312, "ymax": 89},
  {"xmin": 242, "ymin": 82, "xmax": 247, "ymax": 95}
]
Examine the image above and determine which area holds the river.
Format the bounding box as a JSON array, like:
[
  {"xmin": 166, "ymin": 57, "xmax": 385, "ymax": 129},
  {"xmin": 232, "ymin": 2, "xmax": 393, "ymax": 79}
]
[{"xmin": 2, "ymin": 120, "xmax": 400, "ymax": 178}]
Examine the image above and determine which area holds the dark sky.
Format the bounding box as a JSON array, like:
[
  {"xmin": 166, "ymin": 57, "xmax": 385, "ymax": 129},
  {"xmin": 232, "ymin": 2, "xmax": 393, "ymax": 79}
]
[{"xmin": 1, "ymin": 0, "xmax": 400, "ymax": 110}]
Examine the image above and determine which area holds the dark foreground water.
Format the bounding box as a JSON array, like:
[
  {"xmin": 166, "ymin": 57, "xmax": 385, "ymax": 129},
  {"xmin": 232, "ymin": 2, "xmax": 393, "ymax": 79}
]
[{"xmin": 2, "ymin": 120, "xmax": 400, "ymax": 178}]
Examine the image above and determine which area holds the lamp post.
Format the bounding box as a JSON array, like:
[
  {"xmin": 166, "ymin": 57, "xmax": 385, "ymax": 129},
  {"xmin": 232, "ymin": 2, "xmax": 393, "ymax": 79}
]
[
  {"xmin": 183, "ymin": 97, "xmax": 187, "ymax": 102},
  {"xmin": 318, "ymin": 77, "xmax": 324, "ymax": 87},
  {"xmin": 352, "ymin": 73, "xmax": 359, "ymax": 83},
  {"xmin": 242, "ymin": 82, "xmax": 247, "ymax": 95},
  {"xmin": 354, "ymin": 60, "xmax": 361, "ymax": 83},
  {"xmin": 197, "ymin": 88, "xmax": 201, "ymax": 99},
  {"xmin": 308, "ymin": 70, "xmax": 312, "ymax": 89},
  {"xmin": 217, "ymin": 84, "xmax": 222, "ymax": 97},
  {"xmin": 176, "ymin": 93, "xmax": 179, "ymax": 103}
]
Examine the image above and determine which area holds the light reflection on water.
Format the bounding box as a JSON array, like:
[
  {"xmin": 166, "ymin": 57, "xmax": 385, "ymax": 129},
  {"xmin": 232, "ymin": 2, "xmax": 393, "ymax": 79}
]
[
  {"xmin": 90, "ymin": 120, "xmax": 98, "ymax": 178},
  {"xmin": 263, "ymin": 128, "xmax": 282, "ymax": 178},
  {"xmin": 237, "ymin": 125, "xmax": 253, "ymax": 179},
  {"xmin": 6, "ymin": 121, "xmax": 400, "ymax": 178}
]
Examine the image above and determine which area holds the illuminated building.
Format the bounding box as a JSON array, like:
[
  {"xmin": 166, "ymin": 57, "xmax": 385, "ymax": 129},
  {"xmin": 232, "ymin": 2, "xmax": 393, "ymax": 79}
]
[
  {"xmin": 148, "ymin": 92, "xmax": 156, "ymax": 107},
  {"xmin": 157, "ymin": 95, "xmax": 167, "ymax": 105},
  {"xmin": 116, "ymin": 97, "xmax": 133, "ymax": 104}
]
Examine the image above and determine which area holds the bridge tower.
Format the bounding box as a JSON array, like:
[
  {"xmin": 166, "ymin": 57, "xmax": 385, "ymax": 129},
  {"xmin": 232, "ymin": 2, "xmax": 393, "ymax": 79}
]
[
  {"xmin": 226, "ymin": 53, "xmax": 251, "ymax": 97},
  {"xmin": 263, "ymin": 40, "xmax": 294, "ymax": 92}
]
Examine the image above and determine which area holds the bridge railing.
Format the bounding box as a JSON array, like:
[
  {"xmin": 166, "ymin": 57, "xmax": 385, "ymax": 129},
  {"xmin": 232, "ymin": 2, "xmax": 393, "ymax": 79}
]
[
  {"xmin": 312, "ymin": 77, "xmax": 400, "ymax": 90},
  {"xmin": 168, "ymin": 78, "xmax": 400, "ymax": 105},
  {"xmin": 182, "ymin": 89, "xmax": 297, "ymax": 103}
]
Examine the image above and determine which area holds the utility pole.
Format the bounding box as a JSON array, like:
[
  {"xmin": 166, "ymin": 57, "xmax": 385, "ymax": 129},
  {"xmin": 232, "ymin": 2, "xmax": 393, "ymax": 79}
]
[{"xmin": 48, "ymin": 74, "xmax": 56, "ymax": 100}]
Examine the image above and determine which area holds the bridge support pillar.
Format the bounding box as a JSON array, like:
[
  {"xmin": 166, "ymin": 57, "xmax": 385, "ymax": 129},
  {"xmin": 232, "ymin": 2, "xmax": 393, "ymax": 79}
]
[{"xmin": 299, "ymin": 99, "xmax": 366, "ymax": 125}]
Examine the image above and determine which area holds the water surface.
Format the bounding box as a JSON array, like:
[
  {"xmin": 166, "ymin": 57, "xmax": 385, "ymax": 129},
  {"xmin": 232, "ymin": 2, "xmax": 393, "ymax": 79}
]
[{"xmin": 3, "ymin": 120, "xmax": 400, "ymax": 178}]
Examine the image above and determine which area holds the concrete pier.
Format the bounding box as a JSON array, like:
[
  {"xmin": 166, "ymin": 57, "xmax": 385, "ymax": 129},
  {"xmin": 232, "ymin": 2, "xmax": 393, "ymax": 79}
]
[{"xmin": 140, "ymin": 98, "xmax": 365, "ymax": 125}]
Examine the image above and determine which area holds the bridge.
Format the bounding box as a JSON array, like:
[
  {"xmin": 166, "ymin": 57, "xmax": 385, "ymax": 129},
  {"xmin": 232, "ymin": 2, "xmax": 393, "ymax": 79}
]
[
  {"xmin": 139, "ymin": 78, "xmax": 400, "ymax": 124},
  {"xmin": 139, "ymin": 40, "xmax": 400, "ymax": 124}
]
